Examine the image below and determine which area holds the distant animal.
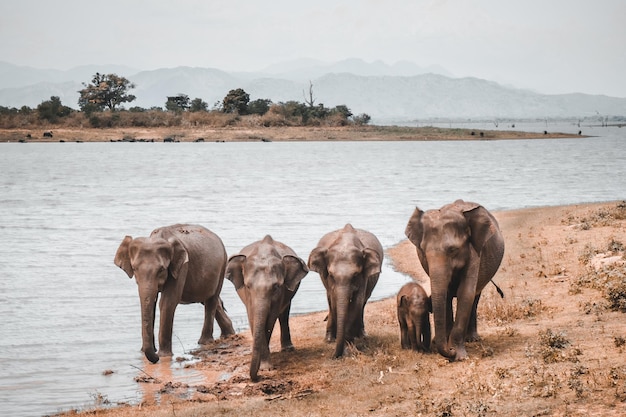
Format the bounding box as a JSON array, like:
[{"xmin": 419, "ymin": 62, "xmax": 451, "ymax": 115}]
[
  {"xmin": 308, "ymin": 224, "xmax": 383, "ymax": 358},
  {"xmin": 43, "ymin": 131, "xmax": 53, "ymax": 138},
  {"xmin": 397, "ymin": 282, "xmax": 431, "ymax": 352},
  {"xmin": 114, "ymin": 224, "xmax": 235, "ymax": 363},
  {"xmin": 226, "ymin": 235, "xmax": 308, "ymax": 381}
]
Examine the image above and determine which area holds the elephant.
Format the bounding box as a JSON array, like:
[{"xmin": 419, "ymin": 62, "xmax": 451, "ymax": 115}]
[
  {"xmin": 397, "ymin": 281, "xmax": 431, "ymax": 352},
  {"xmin": 114, "ymin": 224, "xmax": 235, "ymax": 363},
  {"xmin": 226, "ymin": 235, "xmax": 309, "ymax": 381},
  {"xmin": 308, "ymin": 224, "xmax": 383, "ymax": 358},
  {"xmin": 405, "ymin": 200, "xmax": 504, "ymax": 361}
]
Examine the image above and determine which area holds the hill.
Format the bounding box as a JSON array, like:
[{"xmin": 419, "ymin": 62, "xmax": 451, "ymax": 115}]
[{"xmin": 1, "ymin": 59, "xmax": 624, "ymax": 121}]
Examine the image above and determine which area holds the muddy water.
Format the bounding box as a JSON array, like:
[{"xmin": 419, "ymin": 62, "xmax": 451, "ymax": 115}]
[{"xmin": 1, "ymin": 126, "xmax": 624, "ymax": 416}]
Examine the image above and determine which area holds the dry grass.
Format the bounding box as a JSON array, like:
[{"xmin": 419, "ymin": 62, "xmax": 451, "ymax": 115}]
[
  {"xmin": 0, "ymin": 123, "xmax": 584, "ymax": 143},
  {"xmin": 55, "ymin": 202, "xmax": 626, "ymax": 417}
]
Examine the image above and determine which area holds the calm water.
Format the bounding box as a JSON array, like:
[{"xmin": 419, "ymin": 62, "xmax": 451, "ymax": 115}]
[{"xmin": 1, "ymin": 124, "xmax": 625, "ymax": 416}]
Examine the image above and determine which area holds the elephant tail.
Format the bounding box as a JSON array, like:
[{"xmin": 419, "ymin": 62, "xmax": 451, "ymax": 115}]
[{"xmin": 490, "ymin": 279, "xmax": 504, "ymax": 298}]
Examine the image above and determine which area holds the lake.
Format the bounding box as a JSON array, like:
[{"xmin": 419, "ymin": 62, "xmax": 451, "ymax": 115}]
[{"xmin": 0, "ymin": 123, "xmax": 624, "ymax": 416}]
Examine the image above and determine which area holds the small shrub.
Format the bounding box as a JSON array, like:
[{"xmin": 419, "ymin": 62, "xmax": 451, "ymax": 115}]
[{"xmin": 539, "ymin": 329, "xmax": 570, "ymax": 363}]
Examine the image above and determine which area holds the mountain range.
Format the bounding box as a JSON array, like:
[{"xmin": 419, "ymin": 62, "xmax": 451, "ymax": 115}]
[{"xmin": 1, "ymin": 59, "xmax": 624, "ymax": 121}]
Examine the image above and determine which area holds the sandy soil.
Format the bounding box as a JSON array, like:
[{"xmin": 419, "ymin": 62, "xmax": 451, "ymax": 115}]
[
  {"xmin": 1, "ymin": 125, "xmax": 582, "ymax": 143},
  {"xmin": 57, "ymin": 201, "xmax": 626, "ymax": 417}
]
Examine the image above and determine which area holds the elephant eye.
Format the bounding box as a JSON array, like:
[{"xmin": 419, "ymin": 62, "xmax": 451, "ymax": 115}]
[{"xmin": 446, "ymin": 246, "xmax": 459, "ymax": 255}]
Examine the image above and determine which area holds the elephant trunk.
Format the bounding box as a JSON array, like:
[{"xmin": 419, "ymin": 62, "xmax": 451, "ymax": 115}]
[
  {"xmin": 430, "ymin": 266, "xmax": 456, "ymax": 360},
  {"xmin": 139, "ymin": 287, "xmax": 159, "ymax": 364},
  {"xmin": 250, "ymin": 301, "xmax": 271, "ymax": 381},
  {"xmin": 333, "ymin": 286, "xmax": 351, "ymax": 358}
]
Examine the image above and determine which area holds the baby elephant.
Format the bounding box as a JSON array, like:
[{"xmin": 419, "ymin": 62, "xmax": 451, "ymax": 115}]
[{"xmin": 397, "ymin": 282, "xmax": 432, "ymax": 352}]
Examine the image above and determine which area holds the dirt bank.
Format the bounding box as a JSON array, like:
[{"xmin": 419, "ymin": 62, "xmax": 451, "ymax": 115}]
[
  {"xmin": 57, "ymin": 201, "xmax": 626, "ymax": 417},
  {"xmin": 2, "ymin": 125, "xmax": 583, "ymax": 143}
]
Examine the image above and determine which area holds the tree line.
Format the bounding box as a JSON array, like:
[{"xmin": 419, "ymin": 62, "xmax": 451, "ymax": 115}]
[{"xmin": 0, "ymin": 73, "xmax": 371, "ymax": 129}]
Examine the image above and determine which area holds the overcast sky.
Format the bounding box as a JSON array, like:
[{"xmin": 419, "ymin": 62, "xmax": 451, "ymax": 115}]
[{"xmin": 1, "ymin": 0, "xmax": 624, "ymax": 97}]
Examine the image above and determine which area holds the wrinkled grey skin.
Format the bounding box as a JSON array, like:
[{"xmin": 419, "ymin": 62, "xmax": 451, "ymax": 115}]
[
  {"xmin": 397, "ymin": 282, "xmax": 432, "ymax": 352},
  {"xmin": 226, "ymin": 235, "xmax": 308, "ymax": 381},
  {"xmin": 308, "ymin": 224, "xmax": 383, "ymax": 358},
  {"xmin": 114, "ymin": 224, "xmax": 235, "ymax": 363},
  {"xmin": 405, "ymin": 200, "xmax": 504, "ymax": 361}
]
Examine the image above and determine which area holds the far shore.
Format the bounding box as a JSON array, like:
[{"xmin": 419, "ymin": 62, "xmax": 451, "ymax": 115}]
[{"xmin": 0, "ymin": 125, "xmax": 585, "ymax": 143}]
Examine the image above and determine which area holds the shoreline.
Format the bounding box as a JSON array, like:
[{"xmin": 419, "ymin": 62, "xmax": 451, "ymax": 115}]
[
  {"xmin": 0, "ymin": 125, "xmax": 585, "ymax": 143},
  {"xmin": 54, "ymin": 200, "xmax": 626, "ymax": 417}
]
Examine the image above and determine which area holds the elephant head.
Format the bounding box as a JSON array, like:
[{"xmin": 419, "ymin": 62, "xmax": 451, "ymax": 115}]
[
  {"xmin": 226, "ymin": 235, "xmax": 308, "ymax": 381},
  {"xmin": 308, "ymin": 224, "xmax": 382, "ymax": 358},
  {"xmin": 114, "ymin": 234, "xmax": 189, "ymax": 363},
  {"xmin": 405, "ymin": 200, "xmax": 503, "ymax": 360}
]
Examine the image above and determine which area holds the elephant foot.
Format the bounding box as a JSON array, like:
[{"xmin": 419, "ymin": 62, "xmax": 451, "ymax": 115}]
[
  {"xmin": 197, "ymin": 336, "xmax": 215, "ymax": 345},
  {"xmin": 453, "ymin": 346, "xmax": 469, "ymax": 361},
  {"xmin": 325, "ymin": 332, "xmax": 336, "ymax": 343},
  {"xmin": 260, "ymin": 360, "xmax": 273, "ymax": 371},
  {"xmin": 157, "ymin": 349, "xmax": 173, "ymax": 358},
  {"xmin": 281, "ymin": 343, "xmax": 295, "ymax": 352},
  {"xmin": 466, "ymin": 332, "xmax": 481, "ymax": 342},
  {"xmin": 220, "ymin": 329, "xmax": 236, "ymax": 338}
]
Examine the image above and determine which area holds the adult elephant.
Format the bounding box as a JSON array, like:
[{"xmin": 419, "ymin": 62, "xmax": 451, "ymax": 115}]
[
  {"xmin": 114, "ymin": 224, "xmax": 235, "ymax": 363},
  {"xmin": 308, "ymin": 224, "xmax": 383, "ymax": 358},
  {"xmin": 405, "ymin": 200, "xmax": 504, "ymax": 361},
  {"xmin": 226, "ymin": 235, "xmax": 309, "ymax": 381}
]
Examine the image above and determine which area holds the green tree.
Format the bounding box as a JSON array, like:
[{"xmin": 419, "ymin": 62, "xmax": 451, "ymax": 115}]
[
  {"xmin": 222, "ymin": 88, "xmax": 250, "ymax": 114},
  {"xmin": 331, "ymin": 105, "xmax": 352, "ymax": 119},
  {"xmin": 78, "ymin": 73, "xmax": 136, "ymax": 112},
  {"xmin": 189, "ymin": 97, "xmax": 208, "ymax": 112},
  {"xmin": 165, "ymin": 94, "xmax": 190, "ymax": 112},
  {"xmin": 248, "ymin": 98, "xmax": 272, "ymax": 115},
  {"xmin": 353, "ymin": 113, "xmax": 371, "ymax": 125},
  {"xmin": 37, "ymin": 96, "xmax": 72, "ymax": 123}
]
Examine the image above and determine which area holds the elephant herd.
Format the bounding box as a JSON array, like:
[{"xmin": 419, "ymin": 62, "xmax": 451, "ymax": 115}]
[{"xmin": 114, "ymin": 199, "xmax": 505, "ymax": 381}]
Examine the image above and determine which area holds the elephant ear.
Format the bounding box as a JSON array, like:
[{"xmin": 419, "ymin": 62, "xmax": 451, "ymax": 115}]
[
  {"xmin": 283, "ymin": 255, "xmax": 309, "ymax": 292},
  {"xmin": 398, "ymin": 294, "xmax": 409, "ymax": 309},
  {"xmin": 363, "ymin": 248, "xmax": 382, "ymax": 279},
  {"xmin": 463, "ymin": 204, "xmax": 497, "ymax": 254},
  {"xmin": 225, "ymin": 254, "xmax": 246, "ymax": 290},
  {"xmin": 405, "ymin": 208, "xmax": 429, "ymax": 274},
  {"xmin": 307, "ymin": 247, "xmax": 328, "ymax": 276},
  {"xmin": 168, "ymin": 237, "xmax": 189, "ymax": 280},
  {"xmin": 114, "ymin": 236, "xmax": 134, "ymax": 278},
  {"xmin": 405, "ymin": 207, "xmax": 424, "ymax": 247}
]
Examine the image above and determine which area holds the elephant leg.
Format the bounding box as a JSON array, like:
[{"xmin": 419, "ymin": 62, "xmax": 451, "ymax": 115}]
[
  {"xmin": 198, "ymin": 295, "xmax": 218, "ymax": 345},
  {"xmin": 408, "ymin": 320, "xmax": 419, "ymax": 350},
  {"xmin": 215, "ymin": 298, "xmax": 235, "ymax": 338},
  {"xmin": 157, "ymin": 298, "xmax": 177, "ymax": 357},
  {"xmin": 279, "ymin": 303, "xmax": 294, "ymax": 351},
  {"xmin": 466, "ymin": 294, "xmax": 481, "ymax": 342},
  {"xmin": 399, "ymin": 314, "xmax": 410, "ymax": 349},
  {"xmin": 422, "ymin": 314, "xmax": 431, "ymax": 352},
  {"xmin": 449, "ymin": 283, "xmax": 479, "ymax": 361}
]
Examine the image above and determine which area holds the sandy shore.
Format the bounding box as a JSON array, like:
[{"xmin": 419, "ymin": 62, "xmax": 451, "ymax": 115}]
[{"xmin": 54, "ymin": 201, "xmax": 626, "ymax": 417}]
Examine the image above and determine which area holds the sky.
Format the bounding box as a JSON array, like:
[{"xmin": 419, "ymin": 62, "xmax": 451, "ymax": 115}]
[{"xmin": 1, "ymin": 0, "xmax": 625, "ymax": 97}]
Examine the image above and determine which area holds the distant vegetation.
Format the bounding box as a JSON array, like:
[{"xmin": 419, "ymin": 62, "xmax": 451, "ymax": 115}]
[{"xmin": 0, "ymin": 73, "xmax": 371, "ymax": 129}]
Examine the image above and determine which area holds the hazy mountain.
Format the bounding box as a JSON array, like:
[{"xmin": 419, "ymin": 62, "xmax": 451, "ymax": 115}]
[
  {"xmin": 0, "ymin": 61, "xmax": 138, "ymax": 90},
  {"xmin": 1, "ymin": 60, "xmax": 624, "ymax": 121},
  {"xmin": 257, "ymin": 57, "xmax": 453, "ymax": 80}
]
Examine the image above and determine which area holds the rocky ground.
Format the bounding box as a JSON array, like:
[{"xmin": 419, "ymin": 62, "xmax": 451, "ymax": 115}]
[{"xmin": 57, "ymin": 201, "xmax": 626, "ymax": 417}]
